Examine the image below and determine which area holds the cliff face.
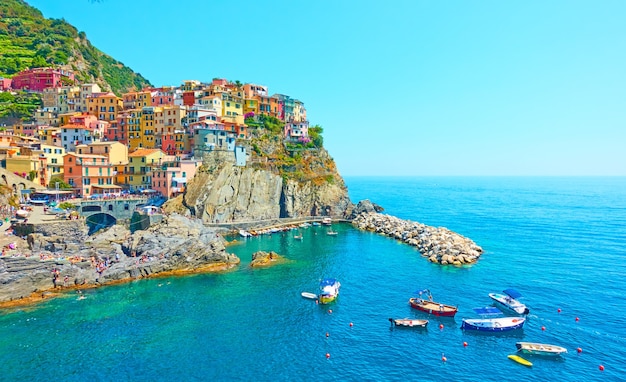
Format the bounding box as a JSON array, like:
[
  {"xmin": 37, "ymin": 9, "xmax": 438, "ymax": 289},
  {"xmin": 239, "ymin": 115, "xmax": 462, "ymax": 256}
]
[{"xmin": 166, "ymin": 148, "xmax": 353, "ymax": 225}]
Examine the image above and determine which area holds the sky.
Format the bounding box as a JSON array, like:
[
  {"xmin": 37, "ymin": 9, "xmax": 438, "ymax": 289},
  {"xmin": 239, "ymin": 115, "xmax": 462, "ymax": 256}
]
[{"xmin": 26, "ymin": 0, "xmax": 626, "ymax": 176}]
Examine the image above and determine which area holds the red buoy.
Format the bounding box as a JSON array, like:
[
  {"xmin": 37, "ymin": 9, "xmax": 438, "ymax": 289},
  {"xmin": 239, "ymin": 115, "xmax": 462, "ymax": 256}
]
[
  {"xmin": 441, "ymin": 354, "xmax": 447, "ymax": 362},
  {"xmin": 326, "ymin": 332, "xmax": 329, "ymax": 338},
  {"xmin": 463, "ymin": 342, "xmax": 468, "ymax": 347},
  {"xmin": 557, "ymin": 308, "xmax": 561, "ymax": 313},
  {"xmin": 575, "ymin": 317, "xmax": 580, "ymax": 322},
  {"xmin": 599, "ymin": 365, "xmax": 604, "ymax": 371},
  {"xmin": 349, "ymin": 322, "xmax": 353, "ymax": 327},
  {"xmin": 541, "ymin": 326, "xmax": 546, "ymax": 331},
  {"xmin": 326, "ymin": 353, "xmax": 330, "ymax": 359},
  {"xmin": 328, "ymin": 309, "xmax": 332, "ymax": 314},
  {"xmin": 439, "ymin": 324, "xmax": 444, "ymax": 329},
  {"xmin": 577, "ymin": 347, "xmax": 582, "ymax": 353}
]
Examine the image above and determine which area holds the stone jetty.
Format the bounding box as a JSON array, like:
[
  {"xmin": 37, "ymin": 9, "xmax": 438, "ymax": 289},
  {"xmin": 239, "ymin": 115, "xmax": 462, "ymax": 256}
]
[{"xmin": 352, "ymin": 212, "xmax": 483, "ymax": 265}]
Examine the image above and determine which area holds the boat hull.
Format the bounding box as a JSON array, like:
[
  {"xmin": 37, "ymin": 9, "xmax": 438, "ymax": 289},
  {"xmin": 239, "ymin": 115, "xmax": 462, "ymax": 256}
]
[
  {"xmin": 516, "ymin": 342, "xmax": 567, "ymax": 356},
  {"xmin": 389, "ymin": 318, "xmax": 428, "ymax": 328},
  {"xmin": 461, "ymin": 317, "xmax": 526, "ymax": 332},
  {"xmin": 409, "ymin": 298, "xmax": 457, "ymax": 317},
  {"xmin": 319, "ymin": 295, "xmax": 337, "ymax": 304},
  {"xmin": 489, "ymin": 293, "xmax": 529, "ymax": 315}
]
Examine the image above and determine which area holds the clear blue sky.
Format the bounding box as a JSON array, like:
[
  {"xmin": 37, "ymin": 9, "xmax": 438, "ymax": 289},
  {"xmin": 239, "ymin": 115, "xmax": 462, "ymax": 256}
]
[{"xmin": 27, "ymin": 0, "xmax": 626, "ymax": 176}]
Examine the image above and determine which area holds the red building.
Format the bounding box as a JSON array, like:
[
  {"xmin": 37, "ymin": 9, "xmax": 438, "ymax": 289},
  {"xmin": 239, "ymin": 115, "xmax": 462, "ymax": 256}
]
[{"xmin": 11, "ymin": 68, "xmax": 75, "ymax": 92}]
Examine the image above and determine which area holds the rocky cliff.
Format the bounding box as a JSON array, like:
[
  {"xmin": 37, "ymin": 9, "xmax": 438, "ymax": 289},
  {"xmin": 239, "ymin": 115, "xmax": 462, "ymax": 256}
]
[
  {"xmin": 0, "ymin": 214, "xmax": 239, "ymax": 305},
  {"xmin": 165, "ymin": 148, "xmax": 353, "ymax": 225}
]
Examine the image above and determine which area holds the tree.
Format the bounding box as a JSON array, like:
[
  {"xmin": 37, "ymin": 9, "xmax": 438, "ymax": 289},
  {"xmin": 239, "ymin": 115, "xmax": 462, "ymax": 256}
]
[
  {"xmin": 31, "ymin": 55, "xmax": 47, "ymax": 68},
  {"xmin": 49, "ymin": 176, "xmax": 72, "ymax": 189},
  {"xmin": 308, "ymin": 124, "xmax": 324, "ymax": 148}
]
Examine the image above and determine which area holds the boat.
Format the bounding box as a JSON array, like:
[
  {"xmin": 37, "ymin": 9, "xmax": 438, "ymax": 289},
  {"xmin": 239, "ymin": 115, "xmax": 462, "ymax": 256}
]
[
  {"xmin": 293, "ymin": 233, "xmax": 303, "ymax": 240},
  {"xmin": 409, "ymin": 289, "xmax": 458, "ymax": 317},
  {"xmin": 461, "ymin": 308, "xmax": 526, "ymax": 332},
  {"xmin": 508, "ymin": 354, "xmax": 532, "ymax": 367},
  {"xmin": 239, "ymin": 230, "xmax": 252, "ymax": 238},
  {"xmin": 321, "ymin": 217, "xmax": 332, "ymax": 226},
  {"xmin": 301, "ymin": 292, "xmax": 318, "ymax": 300},
  {"xmin": 516, "ymin": 342, "xmax": 568, "ymax": 356},
  {"xmin": 326, "ymin": 229, "xmax": 338, "ymax": 236},
  {"xmin": 389, "ymin": 318, "xmax": 428, "ymax": 328},
  {"xmin": 319, "ymin": 278, "xmax": 340, "ymax": 304},
  {"xmin": 489, "ymin": 288, "xmax": 529, "ymax": 315}
]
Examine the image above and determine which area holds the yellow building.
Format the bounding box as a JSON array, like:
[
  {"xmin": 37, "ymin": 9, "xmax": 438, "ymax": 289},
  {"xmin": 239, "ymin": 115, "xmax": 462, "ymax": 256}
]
[
  {"xmin": 140, "ymin": 106, "xmax": 158, "ymax": 149},
  {"xmin": 5, "ymin": 150, "xmax": 47, "ymax": 187},
  {"xmin": 87, "ymin": 92, "xmax": 123, "ymax": 122},
  {"xmin": 122, "ymin": 90, "xmax": 153, "ymax": 110},
  {"xmin": 125, "ymin": 148, "xmax": 167, "ymax": 191},
  {"xmin": 127, "ymin": 109, "xmax": 143, "ymax": 151},
  {"xmin": 243, "ymin": 97, "xmax": 259, "ymax": 116},
  {"xmin": 222, "ymin": 92, "xmax": 243, "ymax": 118},
  {"xmin": 37, "ymin": 144, "xmax": 66, "ymax": 186}
]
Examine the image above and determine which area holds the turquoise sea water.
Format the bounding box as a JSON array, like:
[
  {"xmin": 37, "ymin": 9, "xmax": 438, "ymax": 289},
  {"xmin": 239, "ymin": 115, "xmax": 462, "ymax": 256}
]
[{"xmin": 1, "ymin": 177, "xmax": 625, "ymax": 381}]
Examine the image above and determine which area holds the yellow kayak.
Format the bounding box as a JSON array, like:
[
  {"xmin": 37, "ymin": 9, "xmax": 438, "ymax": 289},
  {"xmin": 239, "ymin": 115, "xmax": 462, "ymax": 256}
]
[{"xmin": 508, "ymin": 354, "xmax": 532, "ymax": 367}]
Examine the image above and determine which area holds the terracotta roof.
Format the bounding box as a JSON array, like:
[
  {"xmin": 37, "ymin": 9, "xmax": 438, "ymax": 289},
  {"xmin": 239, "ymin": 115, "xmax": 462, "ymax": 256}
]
[{"xmin": 129, "ymin": 148, "xmax": 162, "ymax": 157}]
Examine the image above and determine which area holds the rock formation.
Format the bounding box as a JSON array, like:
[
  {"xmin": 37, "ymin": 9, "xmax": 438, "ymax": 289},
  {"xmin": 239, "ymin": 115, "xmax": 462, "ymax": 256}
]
[
  {"xmin": 352, "ymin": 211, "xmax": 483, "ymax": 265},
  {"xmin": 250, "ymin": 251, "xmax": 286, "ymax": 268},
  {"xmin": 166, "ymin": 148, "xmax": 353, "ymax": 224},
  {"xmin": 0, "ymin": 214, "xmax": 239, "ymax": 305}
]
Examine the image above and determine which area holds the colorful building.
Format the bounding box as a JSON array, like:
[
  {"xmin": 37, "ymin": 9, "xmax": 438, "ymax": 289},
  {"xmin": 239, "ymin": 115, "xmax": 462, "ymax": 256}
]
[
  {"xmin": 150, "ymin": 158, "xmax": 200, "ymax": 198},
  {"xmin": 125, "ymin": 148, "xmax": 167, "ymax": 192},
  {"xmin": 63, "ymin": 152, "xmax": 118, "ymax": 197},
  {"xmin": 11, "ymin": 68, "xmax": 75, "ymax": 92},
  {"xmin": 87, "ymin": 92, "xmax": 123, "ymax": 122}
]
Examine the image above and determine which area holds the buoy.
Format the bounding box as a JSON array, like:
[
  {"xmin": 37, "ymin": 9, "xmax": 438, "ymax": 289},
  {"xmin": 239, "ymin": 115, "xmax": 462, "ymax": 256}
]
[
  {"xmin": 463, "ymin": 342, "xmax": 468, "ymax": 347},
  {"xmin": 541, "ymin": 326, "xmax": 546, "ymax": 331},
  {"xmin": 577, "ymin": 347, "xmax": 582, "ymax": 353},
  {"xmin": 575, "ymin": 317, "xmax": 579, "ymax": 322},
  {"xmin": 557, "ymin": 308, "xmax": 561, "ymax": 313},
  {"xmin": 439, "ymin": 324, "xmax": 444, "ymax": 329},
  {"xmin": 326, "ymin": 332, "xmax": 329, "ymax": 338},
  {"xmin": 599, "ymin": 365, "xmax": 604, "ymax": 371},
  {"xmin": 326, "ymin": 353, "xmax": 330, "ymax": 359},
  {"xmin": 441, "ymin": 353, "xmax": 447, "ymax": 362},
  {"xmin": 349, "ymin": 322, "xmax": 353, "ymax": 327},
  {"xmin": 328, "ymin": 309, "xmax": 332, "ymax": 314},
  {"xmin": 315, "ymin": 300, "xmax": 318, "ymax": 305}
]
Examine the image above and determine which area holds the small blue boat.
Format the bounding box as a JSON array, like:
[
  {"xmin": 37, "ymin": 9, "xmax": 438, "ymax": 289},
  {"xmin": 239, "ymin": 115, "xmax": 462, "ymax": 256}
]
[{"xmin": 461, "ymin": 307, "xmax": 526, "ymax": 332}]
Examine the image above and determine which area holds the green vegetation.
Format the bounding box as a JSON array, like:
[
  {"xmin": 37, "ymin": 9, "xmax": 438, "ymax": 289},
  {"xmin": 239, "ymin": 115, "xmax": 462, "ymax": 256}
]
[
  {"xmin": 49, "ymin": 176, "xmax": 72, "ymax": 189},
  {"xmin": 0, "ymin": 90, "xmax": 42, "ymax": 121},
  {"xmin": 0, "ymin": 0, "xmax": 151, "ymax": 94}
]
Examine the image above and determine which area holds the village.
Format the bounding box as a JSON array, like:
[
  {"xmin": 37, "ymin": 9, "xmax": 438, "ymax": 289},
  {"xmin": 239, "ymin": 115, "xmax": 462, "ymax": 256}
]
[{"xmin": 0, "ymin": 67, "xmax": 311, "ymax": 200}]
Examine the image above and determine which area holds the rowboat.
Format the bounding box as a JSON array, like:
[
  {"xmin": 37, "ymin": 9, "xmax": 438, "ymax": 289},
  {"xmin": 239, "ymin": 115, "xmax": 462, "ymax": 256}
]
[
  {"xmin": 516, "ymin": 342, "xmax": 567, "ymax": 356},
  {"xmin": 489, "ymin": 288, "xmax": 529, "ymax": 315},
  {"xmin": 409, "ymin": 289, "xmax": 458, "ymax": 317},
  {"xmin": 301, "ymin": 292, "xmax": 318, "ymax": 300},
  {"xmin": 508, "ymin": 354, "xmax": 532, "ymax": 367},
  {"xmin": 389, "ymin": 318, "xmax": 428, "ymax": 328},
  {"xmin": 319, "ymin": 278, "xmax": 340, "ymax": 304},
  {"xmin": 461, "ymin": 307, "xmax": 525, "ymax": 332}
]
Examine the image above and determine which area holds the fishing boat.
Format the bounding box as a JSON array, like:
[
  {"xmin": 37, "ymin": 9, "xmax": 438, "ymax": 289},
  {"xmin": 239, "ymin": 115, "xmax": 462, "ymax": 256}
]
[
  {"xmin": 321, "ymin": 217, "xmax": 332, "ymax": 226},
  {"xmin": 489, "ymin": 288, "xmax": 529, "ymax": 315},
  {"xmin": 239, "ymin": 230, "xmax": 252, "ymax": 238},
  {"xmin": 389, "ymin": 318, "xmax": 428, "ymax": 328},
  {"xmin": 516, "ymin": 342, "xmax": 567, "ymax": 356},
  {"xmin": 461, "ymin": 307, "xmax": 526, "ymax": 332},
  {"xmin": 508, "ymin": 354, "xmax": 532, "ymax": 367},
  {"xmin": 409, "ymin": 289, "xmax": 458, "ymax": 317},
  {"xmin": 319, "ymin": 278, "xmax": 340, "ymax": 304}
]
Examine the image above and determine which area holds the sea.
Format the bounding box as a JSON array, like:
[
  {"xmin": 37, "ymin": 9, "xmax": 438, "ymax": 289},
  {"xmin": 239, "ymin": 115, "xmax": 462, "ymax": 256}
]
[{"xmin": 0, "ymin": 176, "xmax": 625, "ymax": 382}]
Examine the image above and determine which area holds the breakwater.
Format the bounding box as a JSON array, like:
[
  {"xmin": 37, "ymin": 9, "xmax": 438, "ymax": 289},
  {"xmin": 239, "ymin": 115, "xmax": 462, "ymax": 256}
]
[{"xmin": 352, "ymin": 212, "xmax": 483, "ymax": 265}]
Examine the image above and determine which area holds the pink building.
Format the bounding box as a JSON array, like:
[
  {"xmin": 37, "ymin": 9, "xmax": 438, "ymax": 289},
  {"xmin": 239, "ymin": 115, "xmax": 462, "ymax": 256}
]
[
  {"xmin": 151, "ymin": 159, "xmax": 200, "ymax": 198},
  {"xmin": 0, "ymin": 78, "xmax": 11, "ymax": 91},
  {"xmin": 11, "ymin": 68, "xmax": 75, "ymax": 92}
]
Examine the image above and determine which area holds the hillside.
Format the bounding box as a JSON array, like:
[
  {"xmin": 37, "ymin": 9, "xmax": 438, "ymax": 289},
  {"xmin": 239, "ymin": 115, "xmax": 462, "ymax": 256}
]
[{"xmin": 0, "ymin": 0, "xmax": 151, "ymax": 95}]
